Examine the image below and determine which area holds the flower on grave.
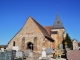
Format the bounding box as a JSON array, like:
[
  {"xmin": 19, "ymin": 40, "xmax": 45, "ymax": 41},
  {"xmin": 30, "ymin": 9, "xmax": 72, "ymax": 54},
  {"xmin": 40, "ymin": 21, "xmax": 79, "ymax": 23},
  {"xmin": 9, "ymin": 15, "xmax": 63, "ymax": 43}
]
[
  {"xmin": 18, "ymin": 56, "xmax": 22, "ymax": 59},
  {"xmin": 65, "ymin": 42, "xmax": 67, "ymax": 45}
]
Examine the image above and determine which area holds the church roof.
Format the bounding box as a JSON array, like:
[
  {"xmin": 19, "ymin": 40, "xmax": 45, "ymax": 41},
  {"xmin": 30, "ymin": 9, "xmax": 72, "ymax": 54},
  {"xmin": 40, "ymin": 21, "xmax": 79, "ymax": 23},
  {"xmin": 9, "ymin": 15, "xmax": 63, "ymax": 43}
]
[
  {"xmin": 30, "ymin": 17, "xmax": 54, "ymax": 42},
  {"xmin": 52, "ymin": 14, "xmax": 64, "ymax": 29},
  {"xmin": 44, "ymin": 26, "xmax": 52, "ymax": 35}
]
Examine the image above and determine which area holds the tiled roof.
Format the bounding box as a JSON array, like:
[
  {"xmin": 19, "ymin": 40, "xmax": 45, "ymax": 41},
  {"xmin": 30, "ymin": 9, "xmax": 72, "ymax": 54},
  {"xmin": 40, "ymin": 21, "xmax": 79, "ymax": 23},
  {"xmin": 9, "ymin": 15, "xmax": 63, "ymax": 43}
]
[
  {"xmin": 67, "ymin": 50, "xmax": 80, "ymax": 60},
  {"xmin": 52, "ymin": 14, "xmax": 64, "ymax": 29},
  {"xmin": 44, "ymin": 26, "xmax": 52, "ymax": 35}
]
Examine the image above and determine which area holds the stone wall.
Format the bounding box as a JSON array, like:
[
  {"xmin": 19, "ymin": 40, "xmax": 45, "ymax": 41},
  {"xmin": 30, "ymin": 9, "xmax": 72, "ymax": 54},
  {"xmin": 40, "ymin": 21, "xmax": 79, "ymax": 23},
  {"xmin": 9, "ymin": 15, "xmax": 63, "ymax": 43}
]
[
  {"xmin": 7, "ymin": 17, "xmax": 46, "ymax": 51},
  {"xmin": 51, "ymin": 29, "xmax": 66, "ymax": 49}
]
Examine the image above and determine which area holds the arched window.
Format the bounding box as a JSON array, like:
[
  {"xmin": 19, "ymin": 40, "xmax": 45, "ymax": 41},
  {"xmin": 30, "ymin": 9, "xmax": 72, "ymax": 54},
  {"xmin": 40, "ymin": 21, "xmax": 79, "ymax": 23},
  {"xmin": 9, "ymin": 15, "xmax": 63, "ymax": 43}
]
[
  {"xmin": 22, "ymin": 37, "xmax": 25, "ymax": 47},
  {"xmin": 22, "ymin": 37, "xmax": 25, "ymax": 40},
  {"xmin": 34, "ymin": 37, "xmax": 37, "ymax": 50},
  {"xmin": 13, "ymin": 41, "xmax": 15, "ymax": 46},
  {"xmin": 34, "ymin": 37, "xmax": 37, "ymax": 42}
]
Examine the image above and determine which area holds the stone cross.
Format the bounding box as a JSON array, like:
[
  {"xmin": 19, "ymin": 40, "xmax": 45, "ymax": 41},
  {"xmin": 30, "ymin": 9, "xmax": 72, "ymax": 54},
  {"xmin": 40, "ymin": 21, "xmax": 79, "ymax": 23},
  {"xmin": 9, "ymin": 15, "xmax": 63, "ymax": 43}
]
[{"xmin": 29, "ymin": 44, "xmax": 33, "ymax": 51}]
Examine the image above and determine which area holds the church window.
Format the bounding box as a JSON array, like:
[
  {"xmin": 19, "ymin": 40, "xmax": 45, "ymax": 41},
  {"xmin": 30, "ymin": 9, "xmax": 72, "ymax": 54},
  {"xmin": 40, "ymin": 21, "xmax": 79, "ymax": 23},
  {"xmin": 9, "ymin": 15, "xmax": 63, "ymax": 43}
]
[
  {"xmin": 34, "ymin": 37, "xmax": 37, "ymax": 50},
  {"xmin": 22, "ymin": 37, "xmax": 25, "ymax": 40},
  {"xmin": 51, "ymin": 31, "xmax": 58, "ymax": 34},
  {"xmin": 34, "ymin": 37, "xmax": 37, "ymax": 41},
  {"xmin": 13, "ymin": 41, "xmax": 15, "ymax": 46},
  {"xmin": 34, "ymin": 37, "xmax": 37, "ymax": 45},
  {"xmin": 22, "ymin": 37, "xmax": 25, "ymax": 47}
]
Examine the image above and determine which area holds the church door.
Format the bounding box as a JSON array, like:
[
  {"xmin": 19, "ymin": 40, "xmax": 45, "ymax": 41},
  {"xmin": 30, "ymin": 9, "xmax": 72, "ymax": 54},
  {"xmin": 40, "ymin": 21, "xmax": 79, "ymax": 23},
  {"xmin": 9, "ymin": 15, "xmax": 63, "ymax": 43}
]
[{"xmin": 27, "ymin": 42, "xmax": 33, "ymax": 50}]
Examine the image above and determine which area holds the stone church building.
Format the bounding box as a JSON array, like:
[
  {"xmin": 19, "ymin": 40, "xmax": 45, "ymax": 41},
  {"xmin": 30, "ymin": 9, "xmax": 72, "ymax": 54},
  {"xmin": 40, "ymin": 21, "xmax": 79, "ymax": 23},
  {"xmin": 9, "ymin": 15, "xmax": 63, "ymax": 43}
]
[{"xmin": 7, "ymin": 14, "xmax": 66, "ymax": 52}]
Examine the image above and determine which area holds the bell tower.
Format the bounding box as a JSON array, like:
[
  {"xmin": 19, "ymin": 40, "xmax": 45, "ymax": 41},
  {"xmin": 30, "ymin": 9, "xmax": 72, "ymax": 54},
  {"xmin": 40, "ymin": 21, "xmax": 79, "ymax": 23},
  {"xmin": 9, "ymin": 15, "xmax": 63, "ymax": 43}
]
[{"xmin": 51, "ymin": 14, "xmax": 66, "ymax": 49}]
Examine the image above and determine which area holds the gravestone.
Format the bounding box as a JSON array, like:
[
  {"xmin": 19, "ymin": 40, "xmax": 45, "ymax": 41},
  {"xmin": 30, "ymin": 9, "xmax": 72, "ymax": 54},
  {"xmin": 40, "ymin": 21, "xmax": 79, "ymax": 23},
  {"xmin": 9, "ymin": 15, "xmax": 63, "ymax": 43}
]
[
  {"xmin": 29, "ymin": 51, "xmax": 33, "ymax": 57},
  {"xmin": 38, "ymin": 51, "xmax": 41, "ymax": 54},
  {"xmin": 7, "ymin": 50, "xmax": 16, "ymax": 60},
  {"xmin": 45, "ymin": 48, "xmax": 53, "ymax": 54},
  {"xmin": 39, "ymin": 47, "xmax": 50, "ymax": 60},
  {"xmin": 59, "ymin": 43, "xmax": 63, "ymax": 52},
  {"xmin": 41, "ymin": 47, "xmax": 46, "ymax": 57},
  {"xmin": 59, "ymin": 43, "xmax": 63, "ymax": 50},
  {"xmin": 22, "ymin": 52, "xmax": 26, "ymax": 59},
  {"xmin": 1, "ymin": 48, "xmax": 4, "ymax": 52},
  {"xmin": 16, "ymin": 51, "xmax": 23, "ymax": 58},
  {"xmin": 12, "ymin": 46, "xmax": 20, "ymax": 51},
  {"xmin": 24, "ymin": 49, "xmax": 31, "ymax": 57},
  {"xmin": 0, "ymin": 50, "xmax": 16, "ymax": 60}
]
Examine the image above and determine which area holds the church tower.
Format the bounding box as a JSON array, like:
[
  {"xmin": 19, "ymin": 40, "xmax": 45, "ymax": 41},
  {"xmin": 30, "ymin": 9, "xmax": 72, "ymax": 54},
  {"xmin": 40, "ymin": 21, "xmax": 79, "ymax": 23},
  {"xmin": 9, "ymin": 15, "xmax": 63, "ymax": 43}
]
[{"xmin": 51, "ymin": 14, "xmax": 66, "ymax": 49}]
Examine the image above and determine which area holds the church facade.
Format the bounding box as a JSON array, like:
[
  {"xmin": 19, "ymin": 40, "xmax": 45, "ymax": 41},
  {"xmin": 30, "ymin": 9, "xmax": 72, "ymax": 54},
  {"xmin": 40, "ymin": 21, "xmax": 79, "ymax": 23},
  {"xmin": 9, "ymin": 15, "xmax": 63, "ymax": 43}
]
[{"xmin": 7, "ymin": 14, "xmax": 66, "ymax": 52}]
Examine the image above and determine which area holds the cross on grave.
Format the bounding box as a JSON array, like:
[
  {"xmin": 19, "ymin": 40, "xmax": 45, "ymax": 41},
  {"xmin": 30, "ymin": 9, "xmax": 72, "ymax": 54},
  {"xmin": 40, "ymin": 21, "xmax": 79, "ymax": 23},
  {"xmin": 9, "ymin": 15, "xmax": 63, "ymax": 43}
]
[{"xmin": 29, "ymin": 44, "xmax": 33, "ymax": 51}]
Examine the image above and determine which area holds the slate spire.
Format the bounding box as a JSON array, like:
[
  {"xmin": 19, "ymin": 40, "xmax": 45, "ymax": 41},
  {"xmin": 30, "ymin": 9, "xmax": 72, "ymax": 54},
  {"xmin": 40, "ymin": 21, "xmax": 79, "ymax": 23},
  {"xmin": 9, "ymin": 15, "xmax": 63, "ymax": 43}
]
[{"xmin": 52, "ymin": 14, "xmax": 64, "ymax": 29}]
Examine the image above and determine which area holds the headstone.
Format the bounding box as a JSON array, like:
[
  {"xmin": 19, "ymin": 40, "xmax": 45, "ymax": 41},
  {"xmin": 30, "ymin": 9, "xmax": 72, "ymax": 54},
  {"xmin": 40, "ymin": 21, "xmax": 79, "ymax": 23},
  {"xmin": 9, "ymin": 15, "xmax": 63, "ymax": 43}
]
[
  {"xmin": 59, "ymin": 43, "xmax": 63, "ymax": 50},
  {"xmin": 7, "ymin": 50, "xmax": 16, "ymax": 60},
  {"xmin": 38, "ymin": 51, "xmax": 41, "ymax": 54},
  {"xmin": 22, "ymin": 52, "xmax": 26, "ymax": 59},
  {"xmin": 0, "ymin": 50, "xmax": 16, "ymax": 60},
  {"xmin": 16, "ymin": 51, "xmax": 23, "ymax": 58},
  {"xmin": 12, "ymin": 46, "xmax": 19, "ymax": 51},
  {"xmin": 1, "ymin": 48, "xmax": 4, "ymax": 52},
  {"xmin": 39, "ymin": 47, "xmax": 50, "ymax": 60},
  {"xmin": 41, "ymin": 47, "xmax": 46, "ymax": 57},
  {"xmin": 24, "ymin": 49, "xmax": 31, "ymax": 57},
  {"xmin": 29, "ymin": 52, "xmax": 33, "ymax": 57},
  {"xmin": 45, "ymin": 48, "xmax": 53, "ymax": 54}
]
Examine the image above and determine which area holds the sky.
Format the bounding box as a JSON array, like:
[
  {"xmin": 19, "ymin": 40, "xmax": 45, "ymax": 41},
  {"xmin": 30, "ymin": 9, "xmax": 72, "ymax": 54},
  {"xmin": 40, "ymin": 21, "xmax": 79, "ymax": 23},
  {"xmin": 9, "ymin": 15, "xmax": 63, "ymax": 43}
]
[{"xmin": 0, "ymin": 0, "xmax": 80, "ymax": 45}]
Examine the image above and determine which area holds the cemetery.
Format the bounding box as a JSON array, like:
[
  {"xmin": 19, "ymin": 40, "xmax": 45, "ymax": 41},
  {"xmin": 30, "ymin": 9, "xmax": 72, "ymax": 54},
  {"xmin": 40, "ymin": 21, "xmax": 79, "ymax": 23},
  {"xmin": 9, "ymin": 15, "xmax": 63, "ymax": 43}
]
[
  {"xmin": 0, "ymin": 43, "xmax": 69, "ymax": 60},
  {"xmin": 0, "ymin": 38, "xmax": 80, "ymax": 60}
]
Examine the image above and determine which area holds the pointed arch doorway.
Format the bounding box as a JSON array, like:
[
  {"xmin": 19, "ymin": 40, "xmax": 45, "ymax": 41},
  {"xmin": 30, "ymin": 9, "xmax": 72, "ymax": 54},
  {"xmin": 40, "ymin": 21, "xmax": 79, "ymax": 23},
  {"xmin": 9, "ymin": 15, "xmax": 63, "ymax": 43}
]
[{"xmin": 27, "ymin": 42, "xmax": 34, "ymax": 50}]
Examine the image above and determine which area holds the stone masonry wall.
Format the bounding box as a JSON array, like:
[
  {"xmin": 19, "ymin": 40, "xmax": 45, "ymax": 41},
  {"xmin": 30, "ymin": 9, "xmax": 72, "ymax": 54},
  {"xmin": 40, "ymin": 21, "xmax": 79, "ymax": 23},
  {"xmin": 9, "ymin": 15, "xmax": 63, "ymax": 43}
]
[
  {"xmin": 7, "ymin": 17, "xmax": 46, "ymax": 51},
  {"xmin": 51, "ymin": 29, "xmax": 66, "ymax": 49}
]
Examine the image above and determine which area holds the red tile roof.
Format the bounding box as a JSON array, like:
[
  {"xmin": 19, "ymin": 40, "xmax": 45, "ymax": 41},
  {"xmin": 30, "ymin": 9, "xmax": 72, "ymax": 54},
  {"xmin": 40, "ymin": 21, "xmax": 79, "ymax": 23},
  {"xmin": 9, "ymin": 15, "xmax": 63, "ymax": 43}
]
[{"xmin": 44, "ymin": 26, "xmax": 52, "ymax": 35}]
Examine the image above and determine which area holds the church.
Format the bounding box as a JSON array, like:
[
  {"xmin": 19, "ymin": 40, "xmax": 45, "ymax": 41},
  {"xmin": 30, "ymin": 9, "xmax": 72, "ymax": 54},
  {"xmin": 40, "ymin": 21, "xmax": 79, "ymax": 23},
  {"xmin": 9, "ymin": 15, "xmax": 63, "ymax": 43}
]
[{"xmin": 7, "ymin": 14, "xmax": 66, "ymax": 52}]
